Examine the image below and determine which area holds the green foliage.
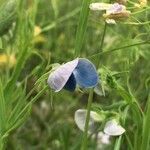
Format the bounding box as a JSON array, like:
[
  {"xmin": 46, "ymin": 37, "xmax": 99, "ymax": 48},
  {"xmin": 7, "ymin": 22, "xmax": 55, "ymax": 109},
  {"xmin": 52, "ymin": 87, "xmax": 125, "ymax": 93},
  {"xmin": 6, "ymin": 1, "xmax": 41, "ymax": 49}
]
[
  {"xmin": 0, "ymin": 0, "xmax": 149, "ymax": 149},
  {"xmin": 0, "ymin": 0, "xmax": 16, "ymax": 36},
  {"xmin": 75, "ymin": 0, "xmax": 92, "ymax": 57}
]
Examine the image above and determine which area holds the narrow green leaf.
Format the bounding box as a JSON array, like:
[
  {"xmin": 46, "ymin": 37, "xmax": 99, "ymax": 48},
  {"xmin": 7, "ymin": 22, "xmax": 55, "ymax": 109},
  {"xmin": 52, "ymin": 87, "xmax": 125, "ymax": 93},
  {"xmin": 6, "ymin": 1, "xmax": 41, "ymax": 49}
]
[
  {"xmin": 141, "ymin": 95, "xmax": 150, "ymax": 150},
  {"xmin": 5, "ymin": 104, "xmax": 32, "ymax": 135},
  {"xmin": 0, "ymin": 38, "xmax": 2, "ymax": 49},
  {"xmin": 114, "ymin": 136, "xmax": 122, "ymax": 150},
  {"xmin": 7, "ymin": 92, "xmax": 26, "ymax": 126},
  {"xmin": 131, "ymin": 103, "xmax": 143, "ymax": 150},
  {"xmin": 0, "ymin": 0, "xmax": 16, "ymax": 36},
  {"xmin": 0, "ymin": 79, "xmax": 6, "ymax": 134},
  {"xmin": 74, "ymin": 0, "xmax": 92, "ymax": 57},
  {"xmin": 4, "ymin": 0, "xmax": 38, "ymax": 101}
]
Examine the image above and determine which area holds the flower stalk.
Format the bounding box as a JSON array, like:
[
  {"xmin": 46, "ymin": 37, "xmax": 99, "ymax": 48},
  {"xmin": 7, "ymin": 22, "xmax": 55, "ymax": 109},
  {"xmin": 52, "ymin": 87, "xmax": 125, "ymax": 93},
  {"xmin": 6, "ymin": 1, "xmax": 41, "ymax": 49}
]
[
  {"xmin": 81, "ymin": 23, "xmax": 107, "ymax": 150},
  {"xmin": 81, "ymin": 89, "xmax": 94, "ymax": 150}
]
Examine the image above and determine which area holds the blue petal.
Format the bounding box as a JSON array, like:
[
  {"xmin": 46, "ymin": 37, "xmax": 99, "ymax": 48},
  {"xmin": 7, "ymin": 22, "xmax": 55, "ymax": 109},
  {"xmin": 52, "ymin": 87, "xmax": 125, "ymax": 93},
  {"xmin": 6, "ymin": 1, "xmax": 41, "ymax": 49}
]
[
  {"xmin": 73, "ymin": 58, "xmax": 98, "ymax": 88},
  {"xmin": 64, "ymin": 73, "xmax": 76, "ymax": 91}
]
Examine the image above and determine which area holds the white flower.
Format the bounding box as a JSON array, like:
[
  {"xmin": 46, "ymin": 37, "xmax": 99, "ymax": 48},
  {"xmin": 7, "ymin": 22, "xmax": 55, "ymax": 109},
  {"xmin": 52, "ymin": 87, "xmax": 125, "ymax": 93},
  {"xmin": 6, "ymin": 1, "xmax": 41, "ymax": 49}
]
[
  {"xmin": 90, "ymin": 2, "xmax": 130, "ymax": 24},
  {"xmin": 91, "ymin": 132, "xmax": 110, "ymax": 149},
  {"xmin": 104, "ymin": 119, "xmax": 125, "ymax": 136},
  {"xmin": 97, "ymin": 132, "xmax": 110, "ymax": 144},
  {"xmin": 74, "ymin": 109, "xmax": 103, "ymax": 133}
]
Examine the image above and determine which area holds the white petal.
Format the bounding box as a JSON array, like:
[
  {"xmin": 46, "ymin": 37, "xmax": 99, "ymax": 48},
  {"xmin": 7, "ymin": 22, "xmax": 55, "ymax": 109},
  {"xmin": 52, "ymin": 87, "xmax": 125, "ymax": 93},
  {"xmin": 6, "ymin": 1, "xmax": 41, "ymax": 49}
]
[
  {"xmin": 47, "ymin": 59, "xmax": 78, "ymax": 92},
  {"xmin": 74, "ymin": 109, "xmax": 100, "ymax": 133},
  {"xmin": 94, "ymin": 82, "xmax": 105, "ymax": 96},
  {"xmin": 104, "ymin": 120, "xmax": 125, "ymax": 136},
  {"xmin": 89, "ymin": 3, "xmax": 112, "ymax": 11},
  {"xmin": 97, "ymin": 132, "xmax": 110, "ymax": 144},
  {"xmin": 106, "ymin": 19, "xmax": 116, "ymax": 24},
  {"xmin": 106, "ymin": 3, "xmax": 126, "ymax": 14}
]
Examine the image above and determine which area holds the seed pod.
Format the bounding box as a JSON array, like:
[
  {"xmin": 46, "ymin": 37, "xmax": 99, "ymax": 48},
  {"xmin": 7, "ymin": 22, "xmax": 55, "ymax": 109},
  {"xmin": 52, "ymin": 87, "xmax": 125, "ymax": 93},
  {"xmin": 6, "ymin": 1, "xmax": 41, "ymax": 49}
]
[
  {"xmin": 103, "ymin": 11, "xmax": 130, "ymax": 21},
  {"xmin": 0, "ymin": 0, "xmax": 17, "ymax": 36}
]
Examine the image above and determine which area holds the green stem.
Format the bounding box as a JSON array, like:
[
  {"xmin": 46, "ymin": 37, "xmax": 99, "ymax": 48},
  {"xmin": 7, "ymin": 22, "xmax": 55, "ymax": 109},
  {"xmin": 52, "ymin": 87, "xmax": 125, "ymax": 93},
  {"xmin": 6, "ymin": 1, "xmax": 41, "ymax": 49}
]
[
  {"xmin": 81, "ymin": 89, "xmax": 94, "ymax": 150},
  {"xmin": 124, "ymin": 20, "xmax": 150, "ymax": 25},
  {"xmin": 0, "ymin": 140, "xmax": 4, "ymax": 150},
  {"xmin": 141, "ymin": 94, "xmax": 150, "ymax": 150},
  {"xmin": 114, "ymin": 136, "xmax": 122, "ymax": 150},
  {"xmin": 41, "ymin": 8, "xmax": 80, "ymax": 33},
  {"xmin": 89, "ymin": 40, "xmax": 150, "ymax": 59},
  {"xmin": 81, "ymin": 23, "xmax": 107, "ymax": 150},
  {"xmin": 74, "ymin": 0, "xmax": 92, "ymax": 57},
  {"xmin": 96, "ymin": 23, "xmax": 107, "ymax": 68},
  {"xmin": 131, "ymin": 7, "xmax": 150, "ymax": 15},
  {"xmin": 125, "ymin": 133, "xmax": 134, "ymax": 150}
]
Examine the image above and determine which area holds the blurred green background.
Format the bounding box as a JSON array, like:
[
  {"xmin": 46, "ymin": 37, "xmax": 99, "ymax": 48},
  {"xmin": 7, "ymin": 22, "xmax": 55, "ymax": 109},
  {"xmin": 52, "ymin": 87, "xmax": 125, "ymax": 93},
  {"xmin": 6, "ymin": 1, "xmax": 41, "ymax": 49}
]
[{"xmin": 0, "ymin": 0, "xmax": 149, "ymax": 149}]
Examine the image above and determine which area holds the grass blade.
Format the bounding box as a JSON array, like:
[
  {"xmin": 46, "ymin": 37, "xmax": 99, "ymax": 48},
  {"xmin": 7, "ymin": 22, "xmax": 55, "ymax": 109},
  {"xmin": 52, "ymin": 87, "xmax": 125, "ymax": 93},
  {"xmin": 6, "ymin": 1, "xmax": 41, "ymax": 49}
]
[
  {"xmin": 0, "ymin": 79, "xmax": 6, "ymax": 134},
  {"xmin": 141, "ymin": 94, "xmax": 150, "ymax": 150},
  {"xmin": 114, "ymin": 136, "xmax": 122, "ymax": 150},
  {"xmin": 74, "ymin": 0, "xmax": 92, "ymax": 57}
]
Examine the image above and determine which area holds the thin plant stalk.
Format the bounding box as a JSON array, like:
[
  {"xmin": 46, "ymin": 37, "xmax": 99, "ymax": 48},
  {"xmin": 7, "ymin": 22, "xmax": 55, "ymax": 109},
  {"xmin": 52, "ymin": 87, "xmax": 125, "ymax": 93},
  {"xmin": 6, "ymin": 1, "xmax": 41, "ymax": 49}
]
[
  {"xmin": 96, "ymin": 23, "xmax": 107, "ymax": 69},
  {"xmin": 141, "ymin": 94, "xmax": 150, "ymax": 150},
  {"xmin": 81, "ymin": 23, "xmax": 107, "ymax": 150},
  {"xmin": 0, "ymin": 138, "xmax": 4, "ymax": 150},
  {"xmin": 89, "ymin": 40, "xmax": 150, "ymax": 59},
  {"xmin": 81, "ymin": 89, "xmax": 94, "ymax": 150},
  {"xmin": 74, "ymin": 0, "xmax": 92, "ymax": 57}
]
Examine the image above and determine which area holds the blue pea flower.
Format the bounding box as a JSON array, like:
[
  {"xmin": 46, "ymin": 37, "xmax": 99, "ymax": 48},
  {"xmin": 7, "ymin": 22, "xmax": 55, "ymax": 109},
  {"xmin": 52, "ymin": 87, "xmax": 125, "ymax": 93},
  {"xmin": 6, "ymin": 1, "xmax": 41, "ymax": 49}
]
[{"xmin": 47, "ymin": 58, "xmax": 99, "ymax": 92}]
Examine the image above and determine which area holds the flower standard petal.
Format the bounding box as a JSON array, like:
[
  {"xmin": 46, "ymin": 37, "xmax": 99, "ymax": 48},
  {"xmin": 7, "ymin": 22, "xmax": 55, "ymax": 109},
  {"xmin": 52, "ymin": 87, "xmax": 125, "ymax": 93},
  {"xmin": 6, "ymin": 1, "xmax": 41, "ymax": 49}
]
[
  {"xmin": 73, "ymin": 58, "xmax": 98, "ymax": 88},
  {"xmin": 106, "ymin": 3, "xmax": 125, "ymax": 14},
  {"xmin": 47, "ymin": 59, "xmax": 78, "ymax": 92},
  {"xmin": 104, "ymin": 120, "xmax": 125, "ymax": 136},
  {"xmin": 74, "ymin": 109, "xmax": 100, "ymax": 133}
]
